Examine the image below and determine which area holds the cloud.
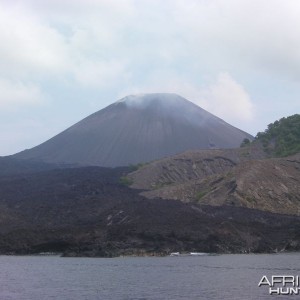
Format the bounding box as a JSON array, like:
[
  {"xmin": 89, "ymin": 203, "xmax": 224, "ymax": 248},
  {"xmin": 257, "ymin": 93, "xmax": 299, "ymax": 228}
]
[
  {"xmin": 119, "ymin": 71, "xmax": 254, "ymax": 124},
  {"xmin": 72, "ymin": 59, "xmax": 130, "ymax": 88},
  {"xmin": 0, "ymin": 1, "xmax": 134, "ymax": 87},
  {"xmin": 0, "ymin": 0, "xmax": 299, "ymax": 154},
  {"xmin": 2, "ymin": 0, "xmax": 300, "ymax": 89},
  {"xmin": 172, "ymin": 0, "xmax": 300, "ymax": 79},
  {"xmin": 0, "ymin": 2, "xmax": 70, "ymax": 78},
  {"xmin": 0, "ymin": 79, "xmax": 44, "ymax": 110},
  {"xmin": 199, "ymin": 73, "xmax": 254, "ymax": 122},
  {"xmin": 1, "ymin": 0, "xmax": 298, "ymax": 87},
  {"xmin": 20, "ymin": 0, "xmax": 136, "ymax": 16}
]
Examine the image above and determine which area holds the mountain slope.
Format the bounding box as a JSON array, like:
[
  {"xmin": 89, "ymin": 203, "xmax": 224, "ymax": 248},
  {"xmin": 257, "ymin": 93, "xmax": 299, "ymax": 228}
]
[
  {"xmin": 128, "ymin": 149, "xmax": 300, "ymax": 216},
  {"xmin": 0, "ymin": 156, "xmax": 66, "ymax": 176},
  {"xmin": 0, "ymin": 166, "xmax": 299, "ymax": 256},
  {"xmin": 14, "ymin": 93, "xmax": 252, "ymax": 167}
]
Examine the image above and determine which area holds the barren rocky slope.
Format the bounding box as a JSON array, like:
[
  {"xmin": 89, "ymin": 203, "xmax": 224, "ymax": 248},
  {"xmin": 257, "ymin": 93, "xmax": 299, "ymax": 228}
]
[
  {"xmin": 2, "ymin": 109, "xmax": 299, "ymax": 256},
  {"xmin": 14, "ymin": 93, "xmax": 252, "ymax": 167},
  {"xmin": 0, "ymin": 166, "xmax": 299, "ymax": 256},
  {"xmin": 128, "ymin": 148, "xmax": 300, "ymax": 216},
  {"xmin": 0, "ymin": 156, "xmax": 68, "ymax": 176}
]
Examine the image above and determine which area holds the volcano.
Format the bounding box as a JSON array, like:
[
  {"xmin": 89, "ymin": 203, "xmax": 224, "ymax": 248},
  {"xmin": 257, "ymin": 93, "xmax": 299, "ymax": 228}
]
[{"xmin": 15, "ymin": 93, "xmax": 252, "ymax": 167}]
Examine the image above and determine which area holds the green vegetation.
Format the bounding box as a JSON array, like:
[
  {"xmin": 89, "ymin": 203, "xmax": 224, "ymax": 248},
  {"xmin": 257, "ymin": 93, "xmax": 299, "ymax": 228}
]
[
  {"xmin": 135, "ymin": 162, "xmax": 149, "ymax": 170},
  {"xmin": 196, "ymin": 190, "xmax": 207, "ymax": 200},
  {"xmin": 119, "ymin": 176, "xmax": 133, "ymax": 186},
  {"xmin": 240, "ymin": 138, "xmax": 251, "ymax": 147},
  {"xmin": 255, "ymin": 114, "xmax": 300, "ymax": 157},
  {"xmin": 128, "ymin": 162, "xmax": 148, "ymax": 171}
]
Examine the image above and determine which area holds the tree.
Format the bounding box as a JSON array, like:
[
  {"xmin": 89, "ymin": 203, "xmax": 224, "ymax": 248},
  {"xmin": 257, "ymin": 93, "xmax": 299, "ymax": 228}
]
[
  {"xmin": 240, "ymin": 138, "xmax": 251, "ymax": 147},
  {"xmin": 254, "ymin": 114, "xmax": 300, "ymax": 157}
]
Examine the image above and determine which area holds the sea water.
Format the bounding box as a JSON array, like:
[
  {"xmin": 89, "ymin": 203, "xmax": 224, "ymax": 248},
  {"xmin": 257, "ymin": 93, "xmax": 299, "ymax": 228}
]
[{"xmin": 0, "ymin": 253, "xmax": 299, "ymax": 300}]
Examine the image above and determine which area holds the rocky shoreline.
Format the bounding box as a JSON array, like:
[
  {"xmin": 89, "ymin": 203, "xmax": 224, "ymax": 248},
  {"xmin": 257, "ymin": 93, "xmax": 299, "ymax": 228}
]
[
  {"xmin": 0, "ymin": 163, "xmax": 299, "ymax": 258},
  {"xmin": 2, "ymin": 248, "xmax": 300, "ymax": 258}
]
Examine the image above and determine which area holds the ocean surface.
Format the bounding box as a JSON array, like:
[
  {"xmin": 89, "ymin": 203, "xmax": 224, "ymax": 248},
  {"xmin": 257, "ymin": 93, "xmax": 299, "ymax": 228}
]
[{"xmin": 0, "ymin": 253, "xmax": 299, "ymax": 300}]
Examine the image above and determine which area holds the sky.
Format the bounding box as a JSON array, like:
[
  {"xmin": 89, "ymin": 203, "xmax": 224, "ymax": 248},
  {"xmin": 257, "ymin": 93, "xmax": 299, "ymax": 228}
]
[{"xmin": 0, "ymin": 0, "xmax": 299, "ymax": 156}]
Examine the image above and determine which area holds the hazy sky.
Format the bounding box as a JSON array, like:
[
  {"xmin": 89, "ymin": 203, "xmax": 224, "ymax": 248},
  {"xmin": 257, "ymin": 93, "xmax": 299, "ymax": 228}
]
[{"xmin": 1, "ymin": 0, "xmax": 299, "ymax": 156}]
